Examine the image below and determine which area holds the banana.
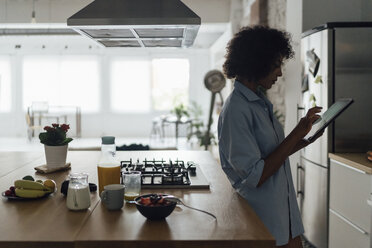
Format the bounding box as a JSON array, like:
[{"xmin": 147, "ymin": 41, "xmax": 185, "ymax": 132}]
[
  {"xmin": 15, "ymin": 188, "xmax": 47, "ymax": 198},
  {"xmin": 14, "ymin": 180, "xmax": 48, "ymax": 191}
]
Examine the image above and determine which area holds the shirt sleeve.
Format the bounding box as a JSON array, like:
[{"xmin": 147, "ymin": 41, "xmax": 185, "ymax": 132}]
[{"xmin": 218, "ymin": 107, "xmax": 265, "ymax": 188}]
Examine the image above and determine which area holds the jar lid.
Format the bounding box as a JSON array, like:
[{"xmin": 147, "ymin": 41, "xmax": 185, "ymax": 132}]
[{"xmin": 101, "ymin": 136, "xmax": 115, "ymax": 144}]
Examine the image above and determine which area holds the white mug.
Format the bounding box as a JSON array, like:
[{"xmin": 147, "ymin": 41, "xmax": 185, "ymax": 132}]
[{"xmin": 101, "ymin": 184, "xmax": 125, "ymax": 210}]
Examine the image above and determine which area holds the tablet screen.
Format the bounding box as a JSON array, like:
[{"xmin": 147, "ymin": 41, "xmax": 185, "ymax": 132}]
[{"xmin": 304, "ymin": 98, "xmax": 354, "ymax": 142}]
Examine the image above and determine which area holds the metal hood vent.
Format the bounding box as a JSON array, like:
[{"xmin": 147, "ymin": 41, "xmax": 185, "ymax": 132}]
[{"xmin": 67, "ymin": 0, "xmax": 201, "ymax": 48}]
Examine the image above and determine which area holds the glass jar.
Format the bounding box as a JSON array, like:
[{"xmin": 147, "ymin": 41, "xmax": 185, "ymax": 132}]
[
  {"xmin": 66, "ymin": 173, "xmax": 91, "ymax": 211},
  {"xmin": 97, "ymin": 136, "xmax": 121, "ymax": 195}
]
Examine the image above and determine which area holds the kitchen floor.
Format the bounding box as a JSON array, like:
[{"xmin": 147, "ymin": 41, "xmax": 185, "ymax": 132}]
[{"xmin": 301, "ymin": 236, "xmax": 316, "ymax": 248}]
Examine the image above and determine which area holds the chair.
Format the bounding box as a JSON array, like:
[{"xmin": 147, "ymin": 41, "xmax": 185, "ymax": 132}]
[
  {"xmin": 161, "ymin": 115, "xmax": 192, "ymax": 147},
  {"xmin": 30, "ymin": 101, "xmax": 68, "ymax": 126},
  {"xmin": 31, "ymin": 101, "xmax": 49, "ymax": 113},
  {"xmin": 25, "ymin": 111, "xmax": 43, "ymax": 141},
  {"xmin": 29, "ymin": 101, "xmax": 49, "ymax": 127}
]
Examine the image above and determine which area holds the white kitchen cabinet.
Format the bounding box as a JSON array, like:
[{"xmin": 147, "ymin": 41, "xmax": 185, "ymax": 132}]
[
  {"xmin": 329, "ymin": 209, "xmax": 369, "ymax": 248},
  {"xmin": 329, "ymin": 156, "xmax": 372, "ymax": 248},
  {"xmin": 330, "ymin": 159, "xmax": 371, "ymax": 231}
]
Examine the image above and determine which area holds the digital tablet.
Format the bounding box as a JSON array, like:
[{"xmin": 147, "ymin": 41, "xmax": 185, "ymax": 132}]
[{"xmin": 304, "ymin": 98, "xmax": 354, "ymax": 142}]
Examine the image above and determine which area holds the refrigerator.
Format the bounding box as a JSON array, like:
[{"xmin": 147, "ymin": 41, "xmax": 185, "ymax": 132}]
[{"xmin": 299, "ymin": 22, "xmax": 372, "ymax": 248}]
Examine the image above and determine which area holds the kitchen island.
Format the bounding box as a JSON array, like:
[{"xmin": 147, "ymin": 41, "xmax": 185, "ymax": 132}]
[{"xmin": 0, "ymin": 151, "xmax": 275, "ymax": 248}]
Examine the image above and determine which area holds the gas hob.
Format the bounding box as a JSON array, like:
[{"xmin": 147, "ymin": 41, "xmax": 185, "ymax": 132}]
[{"xmin": 120, "ymin": 158, "xmax": 209, "ymax": 189}]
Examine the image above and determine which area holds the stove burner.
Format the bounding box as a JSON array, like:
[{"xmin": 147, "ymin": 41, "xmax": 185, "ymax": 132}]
[
  {"xmin": 120, "ymin": 158, "xmax": 197, "ymax": 187},
  {"xmin": 162, "ymin": 174, "xmax": 183, "ymax": 184}
]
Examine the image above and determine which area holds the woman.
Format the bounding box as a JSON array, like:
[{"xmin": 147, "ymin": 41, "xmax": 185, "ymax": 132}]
[{"xmin": 218, "ymin": 26, "xmax": 322, "ymax": 247}]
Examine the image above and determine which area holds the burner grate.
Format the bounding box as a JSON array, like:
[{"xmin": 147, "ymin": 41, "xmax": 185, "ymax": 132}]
[{"xmin": 120, "ymin": 158, "xmax": 196, "ymax": 187}]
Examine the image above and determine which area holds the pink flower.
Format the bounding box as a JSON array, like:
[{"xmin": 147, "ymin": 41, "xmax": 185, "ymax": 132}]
[
  {"xmin": 43, "ymin": 126, "xmax": 52, "ymax": 131},
  {"xmin": 61, "ymin": 124, "xmax": 70, "ymax": 132}
]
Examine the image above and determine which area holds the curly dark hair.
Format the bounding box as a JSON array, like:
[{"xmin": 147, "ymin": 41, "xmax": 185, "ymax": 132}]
[{"xmin": 223, "ymin": 25, "xmax": 294, "ymax": 82}]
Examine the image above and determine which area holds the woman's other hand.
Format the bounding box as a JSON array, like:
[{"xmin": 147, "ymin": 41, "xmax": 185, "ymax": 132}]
[{"xmin": 294, "ymin": 106, "xmax": 322, "ymax": 138}]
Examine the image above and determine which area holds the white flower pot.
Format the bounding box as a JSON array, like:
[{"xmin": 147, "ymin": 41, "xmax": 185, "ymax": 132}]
[{"xmin": 44, "ymin": 144, "xmax": 68, "ymax": 168}]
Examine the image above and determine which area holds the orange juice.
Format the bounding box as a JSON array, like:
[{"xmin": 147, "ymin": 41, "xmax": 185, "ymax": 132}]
[
  {"xmin": 122, "ymin": 171, "xmax": 141, "ymax": 203},
  {"xmin": 124, "ymin": 192, "xmax": 140, "ymax": 202},
  {"xmin": 97, "ymin": 165, "xmax": 121, "ymax": 195}
]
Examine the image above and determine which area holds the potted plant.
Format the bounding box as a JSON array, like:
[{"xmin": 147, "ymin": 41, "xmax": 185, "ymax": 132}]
[
  {"xmin": 171, "ymin": 103, "xmax": 189, "ymax": 121},
  {"xmin": 187, "ymin": 121, "xmax": 217, "ymax": 151},
  {"xmin": 187, "ymin": 101, "xmax": 216, "ymax": 151},
  {"xmin": 39, "ymin": 123, "xmax": 73, "ymax": 168}
]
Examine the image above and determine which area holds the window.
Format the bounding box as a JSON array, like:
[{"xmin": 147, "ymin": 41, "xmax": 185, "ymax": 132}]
[
  {"xmin": 110, "ymin": 59, "xmax": 151, "ymax": 112},
  {"xmin": 110, "ymin": 57, "xmax": 189, "ymax": 112},
  {"xmin": 152, "ymin": 58, "xmax": 189, "ymax": 111},
  {"xmin": 0, "ymin": 56, "xmax": 11, "ymax": 112},
  {"xmin": 23, "ymin": 55, "xmax": 100, "ymax": 112}
]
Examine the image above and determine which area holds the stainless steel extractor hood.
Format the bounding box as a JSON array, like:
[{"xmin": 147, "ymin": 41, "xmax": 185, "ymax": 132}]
[{"xmin": 67, "ymin": 0, "xmax": 201, "ymax": 48}]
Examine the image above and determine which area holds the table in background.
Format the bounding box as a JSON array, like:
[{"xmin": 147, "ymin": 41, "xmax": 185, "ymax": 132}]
[
  {"xmin": 151, "ymin": 115, "xmax": 193, "ymax": 148},
  {"xmin": 28, "ymin": 105, "xmax": 81, "ymax": 137}
]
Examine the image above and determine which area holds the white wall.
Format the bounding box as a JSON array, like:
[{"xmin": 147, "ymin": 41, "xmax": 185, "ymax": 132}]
[
  {"xmin": 0, "ymin": 35, "xmax": 211, "ymax": 138},
  {"xmin": 285, "ymin": 0, "xmax": 303, "ymax": 190},
  {"xmin": 207, "ymin": 24, "xmax": 232, "ymax": 151},
  {"xmin": 266, "ymin": 0, "xmax": 286, "ymax": 128},
  {"xmin": 0, "ymin": 0, "xmax": 93, "ymax": 23},
  {"xmin": 210, "ymin": 24, "xmax": 233, "ymax": 95}
]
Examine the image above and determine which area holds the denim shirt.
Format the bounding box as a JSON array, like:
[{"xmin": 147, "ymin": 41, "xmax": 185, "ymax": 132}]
[{"xmin": 218, "ymin": 81, "xmax": 304, "ymax": 246}]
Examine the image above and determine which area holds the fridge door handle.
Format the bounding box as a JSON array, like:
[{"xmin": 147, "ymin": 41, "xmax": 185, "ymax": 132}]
[
  {"xmin": 367, "ymin": 199, "xmax": 372, "ymax": 207},
  {"xmin": 296, "ymin": 164, "xmax": 304, "ymax": 197},
  {"xmin": 297, "ymin": 105, "xmax": 305, "ymax": 110},
  {"xmin": 297, "ymin": 104, "xmax": 305, "ymax": 122}
]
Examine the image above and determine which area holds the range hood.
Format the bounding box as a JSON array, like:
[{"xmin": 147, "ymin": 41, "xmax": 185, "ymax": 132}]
[{"xmin": 67, "ymin": 0, "xmax": 201, "ymax": 48}]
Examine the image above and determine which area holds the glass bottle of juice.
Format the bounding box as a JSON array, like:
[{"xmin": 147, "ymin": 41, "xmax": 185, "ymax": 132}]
[{"xmin": 97, "ymin": 136, "xmax": 121, "ymax": 196}]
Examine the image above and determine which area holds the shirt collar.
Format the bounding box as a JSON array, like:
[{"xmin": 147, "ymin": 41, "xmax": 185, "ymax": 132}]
[
  {"xmin": 234, "ymin": 80, "xmax": 274, "ymax": 112},
  {"xmin": 234, "ymin": 80, "xmax": 262, "ymax": 102}
]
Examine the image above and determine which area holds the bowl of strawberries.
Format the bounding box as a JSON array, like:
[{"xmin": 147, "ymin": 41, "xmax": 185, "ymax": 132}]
[{"xmin": 134, "ymin": 194, "xmax": 177, "ymax": 220}]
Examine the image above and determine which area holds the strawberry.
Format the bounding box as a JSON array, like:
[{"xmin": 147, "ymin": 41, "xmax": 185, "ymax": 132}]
[
  {"xmin": 140, "ymin": 197, "xmax": 152, "ymax": 206},
  {"xmin": 157, "ymin": 197, "xmax": 164, "ymax": 204}
]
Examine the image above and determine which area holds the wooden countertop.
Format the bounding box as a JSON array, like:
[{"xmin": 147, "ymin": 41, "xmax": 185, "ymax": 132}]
[
  {"xmin": 329, "ymin": 153, "xmax": 372, "ymax": 174},
  {"xmin": 0, "ymin": 151, "xmax": 275, "ymax": 248},
  {"xmin": 0, "ymin": 152, "xmax": 101, "ymax": 248}
]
